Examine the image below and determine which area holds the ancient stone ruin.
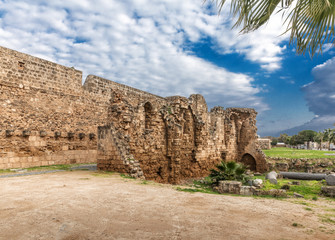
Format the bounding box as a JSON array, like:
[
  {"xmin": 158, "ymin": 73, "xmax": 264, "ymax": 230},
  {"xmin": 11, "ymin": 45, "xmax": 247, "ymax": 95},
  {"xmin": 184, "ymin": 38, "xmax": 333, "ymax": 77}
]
[{"xmin": 0, "ymin": 46, "xmax": 267, "ymax": 183}]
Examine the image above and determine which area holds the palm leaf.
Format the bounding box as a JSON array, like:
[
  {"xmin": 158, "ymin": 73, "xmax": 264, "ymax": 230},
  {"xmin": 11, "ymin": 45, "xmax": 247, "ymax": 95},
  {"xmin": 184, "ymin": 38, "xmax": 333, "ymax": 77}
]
[{"xmin": 210, "ymin": 0, "xmax": 335, "ymax": 56}]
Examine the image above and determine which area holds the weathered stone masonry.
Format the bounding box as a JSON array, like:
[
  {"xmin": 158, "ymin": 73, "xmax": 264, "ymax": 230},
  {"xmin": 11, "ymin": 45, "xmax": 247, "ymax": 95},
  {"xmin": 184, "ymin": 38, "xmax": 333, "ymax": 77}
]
[{"xmin": 0, "ymin": 46, "xmax": 267, "ymax": 183}]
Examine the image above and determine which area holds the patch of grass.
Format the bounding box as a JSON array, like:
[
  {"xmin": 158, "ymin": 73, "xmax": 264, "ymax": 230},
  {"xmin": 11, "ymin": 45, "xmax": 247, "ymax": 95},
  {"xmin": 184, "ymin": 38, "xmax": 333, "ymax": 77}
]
[
  {"xmin": 260, "ymin": 178, "xmax": 323, "ymax": 200},
  {"xmin": 292, "ymin": 222, "xmax": 303, "ymax": 227},
  {"xmin": 1, "ymin": 163, "xmax": 97, "ymax": 173},
  {"xmin": 320, "ymin": 215, "xmax": 335, "ymax": 224},
  {"xmin": 78, "ymin": 177, "xmax": 90, "ymax": 180},
  {"xmin": 176, "ymin": 175, "xmax": 325, "ymax": 200},
  {"xmin": 176, "ymin": 186, "xmax": 219, "ymax": 195},
  {"xmin": 304, "ymin": 207, "xmax": 312, "ymax": 211},
  {"xmin": 91, "ymin": 171, "xmax": 115, "ymax": 178},
  {"xmin": 324, "ymin": 208, "xmax": 335, "ymax": 212},
  {"xmin": 263, "ymin": 147, "xmax": 335, "ymax": 159},
  {"xmin": 0, "ymin": 169, "xmax": 11, "ymax": 174},
  {"xmin": 252, "ymin": 175, "xmax": 266, "ymax": 180},
  {"xmin": 26, "ymin": 164, "xmax": 72, "ymax": 171},
  {"xmin": 120, "ymin": 173, "xmax": 135, "ymax": 179},
  {"xmin": 175, "ymin": 177, "xmax": 219, "ymax": 195},
  {"xmin": 140, "ymin": 180, "xmax": 149, "ymax": 185}
]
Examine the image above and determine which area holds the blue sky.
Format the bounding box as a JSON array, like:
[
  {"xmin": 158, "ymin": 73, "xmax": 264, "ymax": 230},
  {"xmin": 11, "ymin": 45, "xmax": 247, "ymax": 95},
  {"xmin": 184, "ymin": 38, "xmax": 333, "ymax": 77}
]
[{"xmin": 0, "ymin": 0, "xmax": 334, "ymax": 136}]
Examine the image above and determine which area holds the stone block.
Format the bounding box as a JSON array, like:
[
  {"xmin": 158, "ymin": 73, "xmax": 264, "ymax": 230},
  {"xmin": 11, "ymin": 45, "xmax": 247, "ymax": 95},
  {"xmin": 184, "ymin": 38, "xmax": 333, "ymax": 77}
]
[
  {"xmin": 28, "ymin": 136, "xmax": 37, "ymax": 141},
  {"xmin": 266, "ymin": 171, "xmax": 278, "ymax": 184},
  {"xmin": 21, "ymin": 162, "xmax": 30, "ymax": 168},
  {"xmin": 7, "ymin": 152, "xmax": 15, "ymax": 157},
  {"xmin": 239, "ymin": 186, "xmax": 255, "ymax": 196},
  {"xmin": 218, "ymin": 181, "xmax": 242, "ymax": 194},
  {"xmin": 252, "ymin": 179, "xmax": 263, "ymax": 188},
  {"xmin": 325, "ymin": 174, "xmax": 335, "ymax": 186},
  {"xmin": 12, "ymin": 162, "xmax": 21, "ymax": 168},
  {"xmin": 275, "ymin": 162, "xmax": 289, "ymax": 171},
  {"xmin": 321, "ymin": 186, "xmax": 335, "ymax": 197},
  {"xmin": 259, "ymin": 189, "xmax": 287, "ymax": 197}
]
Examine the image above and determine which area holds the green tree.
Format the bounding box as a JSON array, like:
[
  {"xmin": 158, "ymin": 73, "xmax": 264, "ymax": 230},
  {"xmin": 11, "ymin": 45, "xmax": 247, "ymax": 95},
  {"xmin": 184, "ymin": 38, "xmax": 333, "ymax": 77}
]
[
  {"xmin": 209, "ymin": 0, "xmax": 335, "ymax": 56},
  {"xmin": 278, "ymin": 133, "xmax": 290, "ymax": 144},
  {"xmin": 297, "ymin": 130, "xmax": 317, "ymax": 142},
  {"xmin": 315, "ymin": 131, "xmax": 324, "ymax": 149},
  {"xmin": 271, "ymin": 138, "xmax": 278, "ymax": 146},
  {"xmin": 322, "ymin": 128, "xmax": 334, "ymax": 150},
  {"xmin": 289, "ymin": 134, "xmax": 303, "ymax": 145},
  {"xmin": 327, "ymin": 129, "xmax": 335, "ymax": 150}
]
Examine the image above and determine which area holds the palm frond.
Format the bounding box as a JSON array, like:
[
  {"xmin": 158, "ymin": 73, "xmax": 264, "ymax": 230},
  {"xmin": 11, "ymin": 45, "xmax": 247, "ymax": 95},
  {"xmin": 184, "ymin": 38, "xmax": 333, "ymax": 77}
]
[{"xmin": 210, "ymin": 0, "xmax": 335, "ymax": 56}]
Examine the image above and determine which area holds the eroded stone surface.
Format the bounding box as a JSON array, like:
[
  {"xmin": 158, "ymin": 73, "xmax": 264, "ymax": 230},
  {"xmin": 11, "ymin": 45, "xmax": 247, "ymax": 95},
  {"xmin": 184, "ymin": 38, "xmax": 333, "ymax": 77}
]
[{"xmin": 98, "ymin": 92, "xmax": 268, "ymax": 183}]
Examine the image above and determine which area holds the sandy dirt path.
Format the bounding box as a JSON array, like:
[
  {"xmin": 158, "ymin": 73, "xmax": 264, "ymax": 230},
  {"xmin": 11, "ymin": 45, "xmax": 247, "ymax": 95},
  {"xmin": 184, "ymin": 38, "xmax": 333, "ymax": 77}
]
[{"xmin": 0, "ymin": 171, "xmax": 334, "ymax": 240}]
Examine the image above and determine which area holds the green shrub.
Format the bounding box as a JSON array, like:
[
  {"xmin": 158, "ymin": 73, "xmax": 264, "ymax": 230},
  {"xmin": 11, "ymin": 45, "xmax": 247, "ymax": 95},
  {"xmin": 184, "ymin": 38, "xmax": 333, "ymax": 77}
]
[{"xmin": 209, "ymin": 161, "xmax": 250, "ymax": 185}]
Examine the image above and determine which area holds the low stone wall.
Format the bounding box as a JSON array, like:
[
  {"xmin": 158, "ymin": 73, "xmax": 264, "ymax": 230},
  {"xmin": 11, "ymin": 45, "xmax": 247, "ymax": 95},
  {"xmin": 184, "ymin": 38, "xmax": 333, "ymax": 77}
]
[
  {"xmin": 0, "ymin": 130, "xmax": 97, "ymax": 169},
  {"xmin": 216, "ymin": 180, "xmax": 287, "ymax": 197},
  {"xmin": 266, "ymin": 157, "xmax": 335, "ymax": 173}
]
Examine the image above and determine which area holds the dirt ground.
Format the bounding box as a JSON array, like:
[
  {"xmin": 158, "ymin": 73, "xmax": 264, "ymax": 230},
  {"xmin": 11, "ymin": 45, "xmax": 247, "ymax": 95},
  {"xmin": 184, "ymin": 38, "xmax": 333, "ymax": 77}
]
[{"xmin": 0, "ymin": 171, "xmax": 334, "ymax": 240}]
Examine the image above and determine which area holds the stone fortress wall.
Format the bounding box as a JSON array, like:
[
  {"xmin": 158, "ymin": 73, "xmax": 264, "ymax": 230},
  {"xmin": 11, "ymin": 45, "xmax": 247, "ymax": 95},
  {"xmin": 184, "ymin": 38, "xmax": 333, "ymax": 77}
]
[{"xmin": 0, "ymin": 46, "xmax": 267, "ymax": 183}]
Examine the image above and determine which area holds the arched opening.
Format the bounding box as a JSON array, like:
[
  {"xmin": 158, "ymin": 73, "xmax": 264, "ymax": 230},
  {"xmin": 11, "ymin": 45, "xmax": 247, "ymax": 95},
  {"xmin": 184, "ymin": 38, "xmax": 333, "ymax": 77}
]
[
  {"xmin": 144, "ymin": 102, "xmax": 153, "ymax": 129},
  {"xmin": 240, "ymin": 153, "xmax": 256, "ymax": 171}
]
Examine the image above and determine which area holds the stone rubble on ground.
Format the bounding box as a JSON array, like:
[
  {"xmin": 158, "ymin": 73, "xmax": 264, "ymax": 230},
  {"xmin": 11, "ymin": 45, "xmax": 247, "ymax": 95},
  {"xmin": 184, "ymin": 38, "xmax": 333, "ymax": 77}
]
[{"xmin": 252, "ymin": 179, "xmax": 263, "ymax": 188}]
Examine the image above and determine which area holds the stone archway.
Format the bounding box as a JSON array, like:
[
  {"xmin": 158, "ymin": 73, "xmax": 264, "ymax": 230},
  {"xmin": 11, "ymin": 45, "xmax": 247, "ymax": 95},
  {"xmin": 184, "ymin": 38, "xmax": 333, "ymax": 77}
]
[{"xmin": 240, "ymin": 153, "xmax": 256, "ymax": 171}]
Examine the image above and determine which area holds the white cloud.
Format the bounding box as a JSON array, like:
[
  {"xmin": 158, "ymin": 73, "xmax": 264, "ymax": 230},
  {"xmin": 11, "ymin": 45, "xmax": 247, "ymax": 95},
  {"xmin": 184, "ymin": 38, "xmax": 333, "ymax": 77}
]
[
  {"xmin": 0, "ymin": 0, "xmax": 278, "ymax": 112},
  {"xmin": 272, "ymin": 56, "xmax": 335, "ymax": 136},
  {"xmin": 303, "ymin": 57, "xmax": 335, "ymax": 116}
]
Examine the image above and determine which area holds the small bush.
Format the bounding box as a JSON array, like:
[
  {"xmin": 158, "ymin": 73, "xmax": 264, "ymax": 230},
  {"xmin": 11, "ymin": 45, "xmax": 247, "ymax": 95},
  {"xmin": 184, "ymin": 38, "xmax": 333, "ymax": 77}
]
[{"xmin": 209, "ymin": 161, "xmax": 250, "ymax": 185}]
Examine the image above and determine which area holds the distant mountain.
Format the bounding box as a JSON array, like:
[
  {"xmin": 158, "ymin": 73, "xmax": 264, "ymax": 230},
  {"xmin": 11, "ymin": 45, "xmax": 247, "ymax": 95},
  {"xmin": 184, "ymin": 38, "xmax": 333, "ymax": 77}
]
[{"xmin": 272, "ymin": 115, "xmax": 335, "ymax": 136}]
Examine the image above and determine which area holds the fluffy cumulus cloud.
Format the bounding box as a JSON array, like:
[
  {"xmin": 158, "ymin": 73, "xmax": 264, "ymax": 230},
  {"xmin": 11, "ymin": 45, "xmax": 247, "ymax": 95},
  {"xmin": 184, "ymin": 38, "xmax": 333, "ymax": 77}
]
[
  {"xmin": 303, "ymin": 57, "xmax": 335, "ymax": 116},
  {"xmin": 278, "ymin": 57, "xmax": 335, "ymax": 135},
  {"xmin": 0, "ymin": 0, "xmax": 290, "ymax": 111}
]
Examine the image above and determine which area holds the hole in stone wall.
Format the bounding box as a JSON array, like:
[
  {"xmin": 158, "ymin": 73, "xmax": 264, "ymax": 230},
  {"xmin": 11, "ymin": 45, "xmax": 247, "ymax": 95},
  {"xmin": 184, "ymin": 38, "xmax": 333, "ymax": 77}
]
[
  {"xmin": 6, "ymin": 130, "xmax": 14, "ymax": 137},
  {"xmin": 157, "ymin": 166, "xmax": 163, "ymax": 178},
  {"xmin": 40, "ymin": 131, "xmax": 47, "ymax": 137},
  {"xmin": 79, "ymin": 133, "xmax": 85, "ymax": 140},
  {"xmin": 144, "ymin": 102, "xmax": 153, "ymax": 129},
  {"xmin": 221, "ymin": 151, "xmax": 227, "ymax": 160},
  {"xmin": 89, "ymin": 133, "xmax": 96, "ymax": 140},
  {"xmin": 67, "ymin": 132, "xmax": 75, "ymax": 139},
  {"xmin": 54, "ymin": 132, "xmax": 61, "ymax": 138},
  {"xmin": 22, "ymin": 130, "xmax": 31, "ymax": 137},
  {"xmin": 18, "ymin": 61, "xmax": 25, "ymax": 70}
]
